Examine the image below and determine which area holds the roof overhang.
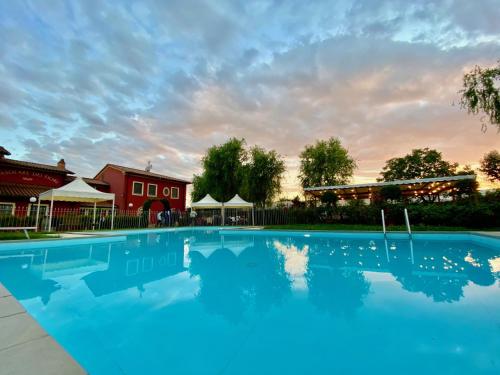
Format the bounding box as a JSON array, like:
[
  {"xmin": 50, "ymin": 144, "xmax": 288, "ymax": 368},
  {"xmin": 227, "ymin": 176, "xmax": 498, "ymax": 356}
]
[{"xmin": 304, "ymin": 175, "xmax": 476, "ymax": 199}]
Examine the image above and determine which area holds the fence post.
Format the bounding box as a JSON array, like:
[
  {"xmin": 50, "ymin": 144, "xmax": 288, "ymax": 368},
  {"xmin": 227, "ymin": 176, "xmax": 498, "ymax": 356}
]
[{"xmin": 35, "ymin": 199, "xmax": 41, "ymax": 232}]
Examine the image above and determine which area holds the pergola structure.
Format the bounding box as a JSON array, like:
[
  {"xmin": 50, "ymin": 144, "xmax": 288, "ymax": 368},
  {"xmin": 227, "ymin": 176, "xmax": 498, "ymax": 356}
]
[{"xmin": 304, "ymin": 175, "xmax": 476, "ymax": 201}]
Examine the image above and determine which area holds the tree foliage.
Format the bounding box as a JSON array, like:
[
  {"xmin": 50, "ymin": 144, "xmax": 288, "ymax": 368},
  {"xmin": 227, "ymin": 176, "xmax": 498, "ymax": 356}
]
[
  {"xmin": 379, "ymin": 148, "xmax": 458, "ymax": 181},
  {"xmin": 459, "ymin": 61, "xmax": 500, "ymax": 131},
  {"xmin": 320, "ymin": 191, "xmax": 339, "ymax": 207},
  {"xmin": 191, "ymin": 139, "xmax": 286, "ymax": 206},
  {"xmin": 379, "ymin": 185, "xmax": 402, "ymax": 202},
  {"xmin": 452, "ymin": 179, "xmax": 479, "ymax": 200},
  {"xmin": 191, "ymin": 138, "xmax": 247, "ymax": 202},
  {"xmin": 299, "ymin": 137, "xmax": 356, "ymax": 189},
  {"xmin": 479, "ymin": 150, "xmax": 500, "ymax": 183},
  {"xmin": 241, "ymin": 146, "xmax": 286, "ymax": 207}
]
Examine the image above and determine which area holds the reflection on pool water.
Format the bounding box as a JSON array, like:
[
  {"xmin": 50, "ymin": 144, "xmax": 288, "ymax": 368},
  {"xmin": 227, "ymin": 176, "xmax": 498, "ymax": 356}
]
[{"xmin": 0, "ymin": 230, "xmax": 499, "ymax": 374}]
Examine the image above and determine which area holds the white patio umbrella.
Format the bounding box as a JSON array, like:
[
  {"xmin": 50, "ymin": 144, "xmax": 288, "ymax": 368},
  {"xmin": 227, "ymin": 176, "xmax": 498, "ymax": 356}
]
[{"xmin": 37, "ymin": 177, "xmax": 115, "ymax": 231}]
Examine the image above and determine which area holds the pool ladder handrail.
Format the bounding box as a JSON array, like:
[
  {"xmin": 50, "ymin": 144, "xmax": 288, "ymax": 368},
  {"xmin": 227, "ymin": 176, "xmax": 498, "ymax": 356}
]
[
  {"xmin": 381, "ymin": 209, "xmax": 387, "ymax": 237},
  {"xmin": 404, "ymin": 208, "xmax": 412, "ymax": 238},
  {"xmin": 381, "ymin": 208, "xmax": 412, "ymax": 238}
]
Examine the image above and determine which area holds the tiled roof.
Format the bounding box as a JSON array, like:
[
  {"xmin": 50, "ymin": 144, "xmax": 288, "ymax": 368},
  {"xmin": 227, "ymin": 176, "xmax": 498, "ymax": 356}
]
[
  {"xmin": 0, "ymin": 146, "xmax": 11, "ymax": 156},
  {"xmin": 0, "ymin": 158, "xmax": 74, "ymax": 174},
  {"xmin": 66, "ymin": 176, "xmax": 109, "ymax": 186},
  {"xmin": 98, "ymin": 164, "xmax": 191, "ymax": 184},
  {"xmin": 0, "ymin": 182, "xmax": 50, "ymax": 198}
]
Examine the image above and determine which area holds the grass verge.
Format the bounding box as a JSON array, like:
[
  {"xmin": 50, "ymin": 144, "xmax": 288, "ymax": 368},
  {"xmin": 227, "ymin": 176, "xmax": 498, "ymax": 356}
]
[
  {"xmin": 0, "ymin": 232, "xmax": 59, "ymax": 241},
  {"xmin": 263, "ymin": 224, "xmax": 499, "ymax": 232}
]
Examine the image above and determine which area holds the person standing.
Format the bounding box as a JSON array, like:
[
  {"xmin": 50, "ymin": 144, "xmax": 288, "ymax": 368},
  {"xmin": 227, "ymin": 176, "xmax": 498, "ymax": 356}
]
[{"xmin": 156, "ymin": 211, "xmax": 163, "ymax": 227}]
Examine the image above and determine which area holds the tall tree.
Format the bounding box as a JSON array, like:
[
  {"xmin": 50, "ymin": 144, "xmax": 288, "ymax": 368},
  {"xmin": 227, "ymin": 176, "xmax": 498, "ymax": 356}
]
[
  {"xmin": 459, "ymin": 61, "xmax": 500, "ymax": 131},
  {"xmin": 379, "ymin": 148, "xmax": 458, "ymax": 181},
  {"xmin": 299, "ymin": 137, "xmax": 356, "ymax": 189},
  {"xmin": 241, "ymin": 147, "xmax": 286, "ymax": 207},
  {"xmin": 192, "ymin": 139, "xmax": 287, "ymax": 206},
  {"xmin": 479, "ymin": 150, "xmax": 500, "ymax": 183},
  {"xmin": 191, "ymin": 138, "xmax": 247, "ymax": 202}
]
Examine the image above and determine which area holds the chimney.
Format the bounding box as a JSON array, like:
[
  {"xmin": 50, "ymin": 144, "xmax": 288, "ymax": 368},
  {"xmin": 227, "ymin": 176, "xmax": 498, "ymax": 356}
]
[
  {"xmin": 0, "ymin": 146, "xmax": 11, "ymax": 159},
  {"xmin": 57, "ymin": 158, "xmax": 66, "ymax": 170}
]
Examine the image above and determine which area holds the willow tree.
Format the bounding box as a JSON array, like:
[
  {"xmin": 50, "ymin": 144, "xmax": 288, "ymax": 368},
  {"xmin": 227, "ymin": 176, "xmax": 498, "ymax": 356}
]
[
  {"xmin": 192, "ymin": 139, "xmax": 286, "ymax": 206},
  {"xmin": 460, "ymin": 61, "xmax": 500, "ymax": 131},
  {"xmin": 191, "ymin": 138, "xmax": 247, "ymax": 202},
  {"xmin": 241, "ymin": 146, "xmax": 286, "ymax": 207}
]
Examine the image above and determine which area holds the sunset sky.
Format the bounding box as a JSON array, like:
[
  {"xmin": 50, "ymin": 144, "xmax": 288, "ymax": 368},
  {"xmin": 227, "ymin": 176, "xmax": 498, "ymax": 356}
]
[{"xmin": 1, "ymin": 0, "xmax": 499, "ymax": 198}]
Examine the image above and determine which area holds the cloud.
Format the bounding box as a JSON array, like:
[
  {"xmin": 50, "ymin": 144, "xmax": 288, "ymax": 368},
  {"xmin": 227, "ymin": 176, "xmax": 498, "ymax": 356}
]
[{"xmin": 0, "ymin": 0, "xmax": 499, "ymax": 196}]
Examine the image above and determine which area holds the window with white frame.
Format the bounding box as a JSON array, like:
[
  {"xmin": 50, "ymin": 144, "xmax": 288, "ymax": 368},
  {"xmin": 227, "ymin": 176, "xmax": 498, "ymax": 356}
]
[
  {"xmin": 163, "ymin": 187, "xmax": 170, "ymax": 197},
  {"xmin": 28, "ymin": 203, "xmax": 49, "ymax": 217},
  {"xmin": 132, "ymin": 181, "xmax": 144, "ymax": 196},
  {"xmin": 147, "ymin": 183, "xmax": 157, "ymax": 197},
  {"xmin": 0, "ymin": 202, "xmax": 15, "ymax": 215},
  {"xmin": 171, "ymin": 187, "xmax": 179, "ymax": 199}
]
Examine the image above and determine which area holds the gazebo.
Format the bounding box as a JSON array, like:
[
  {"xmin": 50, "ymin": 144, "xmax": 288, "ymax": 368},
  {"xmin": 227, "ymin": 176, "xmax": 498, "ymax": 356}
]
[
  {"xmin": 224, "ymin": 194, "xmax": 254, "ymax": 226},
  {"xmin": 191, "ymin": 194, "xmax": 224, "ymax": 225},
  {"xmin": 37, "ymin": 177, "xmax": 115, "ymax": 231},
  {"xmin": 191, "ymin": 194, "xmax": 223, "ymax": 209}
]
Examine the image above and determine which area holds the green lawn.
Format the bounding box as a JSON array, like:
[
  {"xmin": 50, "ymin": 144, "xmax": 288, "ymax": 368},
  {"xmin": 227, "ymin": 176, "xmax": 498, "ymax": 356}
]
[
  {"xmin": 0, "ymin": 231, "xmax": 59, "ymax": 241},
  {"xmin": 263, "ymin": 224, "xmax": 499, "ymax": 232}
]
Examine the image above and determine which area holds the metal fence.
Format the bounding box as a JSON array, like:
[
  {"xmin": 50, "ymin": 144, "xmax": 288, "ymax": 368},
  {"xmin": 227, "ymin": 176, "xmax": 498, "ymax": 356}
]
[
  {"xmin": 0, "ymin": 206, "xmax": 320, "ymax": 232},
  {"xmin": 0, "ymin": 207, "xmax": 272, "ymax": 232}
]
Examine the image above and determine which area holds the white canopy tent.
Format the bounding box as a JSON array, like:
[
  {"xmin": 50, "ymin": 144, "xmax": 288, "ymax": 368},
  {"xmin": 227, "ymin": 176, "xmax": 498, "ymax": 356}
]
[
  {"xmin": 37, "ymin": 177, "xmax": 116, "ymax": 231},
  {"xmin": 224, "ymin": 194, "xmax": 253, "ymax": 208},
  {"xmin": 224, "ymin": 194, "xmax": 254, "ymax": 225},
  {"xmin": 190, "ymin": 194, "xmax": 223, "ymax": 209},
  {"xmin": 191, "ymin": 194, "xmax": 224, "ymax": 225},
  {"xmin": 191, "ymin": 194, "xmax": 255, "ymax": 226}
]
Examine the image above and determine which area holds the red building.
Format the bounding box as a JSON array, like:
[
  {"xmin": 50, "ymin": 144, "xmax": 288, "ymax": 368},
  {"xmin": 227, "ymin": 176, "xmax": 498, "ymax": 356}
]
[
  {"xmin": 0, "ymin": 146, "xmax": 190, "ymax": 216},
  {"xmin": 0, "ymin": 147, "xmax": 110, "ymax": 216},
  {"xmin": 94, "ymin": 164, "xmax": 190, "ymax": 212}
]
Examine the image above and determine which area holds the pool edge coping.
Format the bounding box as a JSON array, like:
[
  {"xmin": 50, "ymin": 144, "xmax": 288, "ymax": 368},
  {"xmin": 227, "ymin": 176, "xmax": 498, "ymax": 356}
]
[
  {"xmin": 0, "ymin": 282, "xmax": 87, "ymax": 374},
  {"xmin": 0, "ymin": 227, "xmax": 498, "ymax": 246},
  {"xmin": 222, "ymin": 227, "xmax": 500, "ymax": 239}
]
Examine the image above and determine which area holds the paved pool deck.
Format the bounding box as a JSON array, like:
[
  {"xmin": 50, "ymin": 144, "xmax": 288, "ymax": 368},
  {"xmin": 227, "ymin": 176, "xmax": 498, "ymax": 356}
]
[{"xmin": 0, "ymin": 283, "xmax": 86, "ymax": 375}]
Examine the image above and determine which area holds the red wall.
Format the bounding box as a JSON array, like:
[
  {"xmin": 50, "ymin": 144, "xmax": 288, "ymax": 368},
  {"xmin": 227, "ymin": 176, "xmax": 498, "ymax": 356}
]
[
  {"xmin": 0, "ymin": 163, "xmax": 188, "ymax": 215},
  {"xmin": 95, "ymin": 166, "xmax": 188, "ymax": 211},
  {"xmin": 0, "ymin": 169, "xmax": 65, "ymax": 187},
  {"xmin": 0, "ymin": 167, "xmax": 71, "ymax": 213},
  {"xmin": 96, "ymin": 168, "xmax": 126, "ymax": 209},
  {"xmin": 124, "ymin": 175, "xmax": 188, "ymax": 211}
]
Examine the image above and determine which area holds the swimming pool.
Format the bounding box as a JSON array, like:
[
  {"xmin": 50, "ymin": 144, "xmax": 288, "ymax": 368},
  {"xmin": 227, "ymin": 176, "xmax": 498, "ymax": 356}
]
[{"xmin": 0, "ymin": 229, "xmax": 498, "ymax": 374}]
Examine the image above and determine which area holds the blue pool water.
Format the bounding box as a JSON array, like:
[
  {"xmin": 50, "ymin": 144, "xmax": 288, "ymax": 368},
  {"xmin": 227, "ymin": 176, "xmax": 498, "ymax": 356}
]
[{"xmin": 0, "ymin": 229, "xmax": 499, "ymax": 374}]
